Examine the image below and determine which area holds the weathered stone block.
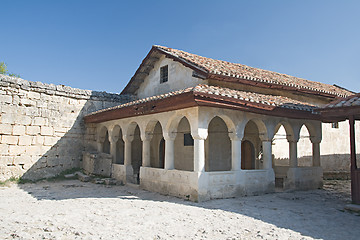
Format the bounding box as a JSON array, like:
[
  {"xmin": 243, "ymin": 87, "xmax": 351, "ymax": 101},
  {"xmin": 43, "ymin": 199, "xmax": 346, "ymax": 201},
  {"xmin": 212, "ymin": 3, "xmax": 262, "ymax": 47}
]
[
  {"xmin": 1, "ymin": 135, "xmax": 18, "ymax": 145},
  {"xmin": 44, "ymin": 136, "xmax": 58, "ymax": 146},
  {"xmin": 36, "ymin": 100, "xmax": 48, "ymax": 108},
  {"xmin": 20, "ymin": 98, "xmax": 35, "ymax": 107},
  {"xmin": 12, "ymin": 125, "xmax": 26, "ymax": 135},
  {"xmin": 25, "ymin": 107, "xmax": 40, "ymax": 117},
  {"xmin": 0, "ymin": 124, "xmax": 13, "ymax": 135},
  {"xmin": 12, "ymin": 95, "xmax": 20, "ymax": 105},
  {"xmin": 27, "ymin": 91, "xmax": 41, "ymax": 100},
  {"xmin": 14, "ymin": 155, "xmax": 32, "ymax": 165},
  {"xmin": 0, "ymin": 95, "xmax": 13, "ymax": 104},
  {"xmin": 40, "ymin": 126, "xmax": 54, "ymax": 136},
  {"xmin": 47, "ymin": 157, "xmax": 60, "ymax": 167},
  {"xmin": 18, "ymin": 136, "xmax": 32, "ymax": 146},
  {"xmin": 26, "ymin": 126, "xmax": 40, "ymax": 135},
  {"xmin": 1, "ymin": 105, "xmax": 14, "ymax": 113},
  {"xmin": 0, "ymin": 144, "xmax": 9, "ymax": 154},
  {"xmin": 9, "ymin": 145, "xmax": 26, "ymax": 155},
  {"xmin": 25, "ymin": 146, "xmax": 42, "ymax": 155},
  {"xmin": 32, "ymin": 135, "xmax": 44, "ymax": 145},
  {"xmin": 14, "ymin": 115, "xmax": 32, "ymax": 125},
  {"xmin": 1, "ymin": 114, "xmax": 16, "ymax": 124},
  {"xmin": 32, "ymin": 117, "xmax": 48, "ymax": 126}
]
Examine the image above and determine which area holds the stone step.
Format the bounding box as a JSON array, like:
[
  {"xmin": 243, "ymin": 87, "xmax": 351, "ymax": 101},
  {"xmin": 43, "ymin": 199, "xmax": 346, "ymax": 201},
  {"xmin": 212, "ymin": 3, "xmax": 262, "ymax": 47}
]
[{"xmin": 77, "ymin": 172, "xmax": 91, "ymax": 182}]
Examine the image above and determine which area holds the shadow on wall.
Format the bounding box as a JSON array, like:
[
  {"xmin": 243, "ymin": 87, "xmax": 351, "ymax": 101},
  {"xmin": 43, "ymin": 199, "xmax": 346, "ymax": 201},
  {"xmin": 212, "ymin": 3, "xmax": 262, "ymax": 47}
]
[
  {"xmin": 17, "ymin": 92, "xmax": 121, "ymax": 180},
  {"xmin": 20, "ymin": 99, "xmax": 98, "ymax": 180}
]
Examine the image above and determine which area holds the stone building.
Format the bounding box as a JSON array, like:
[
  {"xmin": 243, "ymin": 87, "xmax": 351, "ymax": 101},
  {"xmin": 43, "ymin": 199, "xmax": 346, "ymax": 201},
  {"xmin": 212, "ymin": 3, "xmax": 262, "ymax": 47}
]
[{"xmin": 83, "ymin": 45, "xmax": 358, "ymax": 201}]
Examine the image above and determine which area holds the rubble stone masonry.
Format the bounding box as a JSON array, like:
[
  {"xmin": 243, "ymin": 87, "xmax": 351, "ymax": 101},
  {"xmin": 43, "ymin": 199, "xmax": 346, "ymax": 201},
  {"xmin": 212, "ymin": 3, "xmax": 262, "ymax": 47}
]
[{"xmin": 0, "ymin": 74, "xmax": 133, "ymax": 180}]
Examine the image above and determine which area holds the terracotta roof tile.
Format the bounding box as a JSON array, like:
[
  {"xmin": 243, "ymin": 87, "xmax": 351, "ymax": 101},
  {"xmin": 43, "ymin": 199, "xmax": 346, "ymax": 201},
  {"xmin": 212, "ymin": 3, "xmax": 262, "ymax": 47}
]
[
  {"xmin": 154, "ymin": 45, "xmax": 352, "ymax": 98},
  {"xmin": 87, "ymin": 84, "xmax": 317, "ymax": 117}
]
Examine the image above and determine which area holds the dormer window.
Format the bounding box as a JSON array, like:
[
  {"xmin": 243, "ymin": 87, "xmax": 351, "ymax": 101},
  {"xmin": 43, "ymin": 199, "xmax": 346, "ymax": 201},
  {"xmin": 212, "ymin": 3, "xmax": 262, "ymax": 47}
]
[{"xmin": 160, "ymin": 65, "xmax": 168, "ymax": 83}]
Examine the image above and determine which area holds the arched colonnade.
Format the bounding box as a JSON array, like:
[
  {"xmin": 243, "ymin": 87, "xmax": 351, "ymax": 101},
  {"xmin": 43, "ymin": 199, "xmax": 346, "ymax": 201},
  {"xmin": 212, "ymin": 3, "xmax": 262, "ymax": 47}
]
[{"xmin": 95, "ymin": 107, "xmax": 322, "ymax": 193}]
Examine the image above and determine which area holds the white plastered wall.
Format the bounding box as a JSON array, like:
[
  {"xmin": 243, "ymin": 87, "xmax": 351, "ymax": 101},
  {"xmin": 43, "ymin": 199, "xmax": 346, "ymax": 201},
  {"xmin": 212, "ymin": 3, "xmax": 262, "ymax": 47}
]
[
  {"xmin": 135, "ymin": 56, "xmax": 206, "ymax": 99},
  {"xmin": 90, "ymin": 106, "xmax": 323, "ymax": 201}
]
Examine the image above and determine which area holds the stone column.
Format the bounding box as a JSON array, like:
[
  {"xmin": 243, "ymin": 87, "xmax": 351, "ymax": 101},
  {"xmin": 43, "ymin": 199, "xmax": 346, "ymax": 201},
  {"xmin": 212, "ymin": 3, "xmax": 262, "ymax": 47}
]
[
  {"xmin": 97, "ymin": 140, "xmax": 103, "ymax": 153},
  {"xmin": 229, "ymin": 133, "xmax": 243, "ymax": 171},
  {"xmin": 193, "ymin": 136, "xmax": 206, "ymax": 172},
  {"xmin": 141, "ymin": 133, "xmax": 152, "ymax": 168},
  {"xmin": 109, "ymin": 138, "xmax": 117, "ymax": 163},
  {"xmin": 289, "ymin": 140, "xmax": 298, "ymax": 168},
  {"xmin": 262, "ymin": 140, "xmax": 273, "ymax": 169},
  {"xmin": 123, "ymin": 135, "xmax": 133, "ymax": 166},
  {"xmin": 164, "ymin": 132, "xmax": 176, "ymax": 170},
  {"xmin": 312, "ymin": 141, "xmax": 321, "ymax": 167}
]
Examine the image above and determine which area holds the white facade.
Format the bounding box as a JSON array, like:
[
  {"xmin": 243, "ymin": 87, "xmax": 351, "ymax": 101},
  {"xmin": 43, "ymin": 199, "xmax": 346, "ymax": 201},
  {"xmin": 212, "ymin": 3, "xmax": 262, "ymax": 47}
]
[{"xmin": 83, "ymin": 48, "xmax": 357, "ymax": 201}]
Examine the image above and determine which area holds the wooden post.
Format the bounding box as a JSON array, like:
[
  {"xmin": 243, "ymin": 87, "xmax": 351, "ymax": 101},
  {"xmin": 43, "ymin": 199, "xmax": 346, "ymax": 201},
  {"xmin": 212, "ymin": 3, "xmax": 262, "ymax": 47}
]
[
  {"xmin": 349, "ymin": 115, "xmax": 359, "ymax": 204},
  {"xmin": 349, "ymin": 116, "xmax": 357, "ymax": 170}
]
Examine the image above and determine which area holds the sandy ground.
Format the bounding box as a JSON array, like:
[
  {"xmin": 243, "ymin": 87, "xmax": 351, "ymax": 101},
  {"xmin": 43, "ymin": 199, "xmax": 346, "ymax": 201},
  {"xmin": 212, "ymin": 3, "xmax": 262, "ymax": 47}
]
[{"xmin": 0, "ymin": 179, "xmax": 359, "ymax": 240}]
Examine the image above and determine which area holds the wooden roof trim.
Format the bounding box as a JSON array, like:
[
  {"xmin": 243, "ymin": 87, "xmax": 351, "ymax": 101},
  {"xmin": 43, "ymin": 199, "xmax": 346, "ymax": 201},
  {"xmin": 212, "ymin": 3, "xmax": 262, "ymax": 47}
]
[
  {"xmin": 84, "ymin": 92, "xmax": 197, "ymax": 123},
  {"xmin": 86, "ymin": 90, "xmax": 320, "ymax": 124}
]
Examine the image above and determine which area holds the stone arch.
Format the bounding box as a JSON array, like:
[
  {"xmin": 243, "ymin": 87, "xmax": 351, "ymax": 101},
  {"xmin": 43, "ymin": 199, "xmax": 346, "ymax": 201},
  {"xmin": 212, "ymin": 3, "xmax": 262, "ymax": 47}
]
[
  {"xmin": 111, "ymin": 125, "xmax": 124, "ymax": 164},
  {"xmin": 297, "ymin": 124, "xmax": 313, "ymax": 167},
  {"xmin": 125, "ymin": 121, "xmax": 142, "ymax": 138},
  {"xmin": 174, "ymin": 116, "xmax": 194, "ymax": 171},
  {"xmin": 98, "ymin": 126, "xmax": 110, "ymax": 154},
  {"xmin": 203, "ymin": 113, "xmax": 236, "ymax": 135},
  {"xmin": 242, "ymin": 118, "xmax": 268, "ymax": 140},
  {"xmin": 272, "ymin": 121, "xmax": 294, "ymax": 167},
  {"xmin": 166, "ymin": 113, "xmax": 193, "ymax": 135},
  {"xmin": 205, "ymin": 116, "xmax": 231, "ymax": 171},
  {"xmin": 149, "ymin": 121, "xmax": 165, "ymax": 169},
  {"xmin": 242, "ymin": 119, "xmax": 265, "ymax": 170},
  {"xmin": 125, "ymin": 122, "xmax": 142, "ymax": 184}
]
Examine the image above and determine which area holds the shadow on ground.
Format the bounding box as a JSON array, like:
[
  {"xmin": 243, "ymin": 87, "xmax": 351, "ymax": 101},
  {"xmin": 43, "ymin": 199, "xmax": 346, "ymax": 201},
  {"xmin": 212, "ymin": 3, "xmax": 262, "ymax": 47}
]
[{"xmin": 17, "ymin": 179, "xmax": 358, "ymax": 240}]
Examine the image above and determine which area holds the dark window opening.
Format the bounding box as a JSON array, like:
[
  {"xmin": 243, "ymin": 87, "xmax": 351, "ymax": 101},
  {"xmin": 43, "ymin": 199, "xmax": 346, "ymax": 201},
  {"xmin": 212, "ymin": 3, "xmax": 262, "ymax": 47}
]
[
  {"xmin": 184, "ymin": 133, "xmax": 194, "ymax": 146},
  {"xmin": 160, "ymin": 65, "xmax": 168, "ymax": 83},
  {"xmin": 332, "ymin": 122, "xmax": 339, "ymax": 129}
]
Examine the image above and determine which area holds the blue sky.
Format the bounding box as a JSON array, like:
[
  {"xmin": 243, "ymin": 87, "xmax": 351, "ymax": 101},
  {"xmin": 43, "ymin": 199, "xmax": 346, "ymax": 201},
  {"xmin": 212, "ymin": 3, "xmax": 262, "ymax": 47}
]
[{"xmin": 1, "ymin": 0, "xmax": 359, "ymax": 93}]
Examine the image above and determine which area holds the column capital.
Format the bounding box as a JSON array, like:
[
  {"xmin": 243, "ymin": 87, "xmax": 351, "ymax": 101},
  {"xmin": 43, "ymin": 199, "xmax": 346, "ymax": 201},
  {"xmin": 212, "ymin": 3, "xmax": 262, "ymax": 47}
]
[
  {"xmin": 287, "ymin": 137, "xmax": 299, "ymax": 143},
  {"xmin": 122, "ymin": 134, "xmax": 134, "ymax": 142},
  {"xmin": 228, "ymin": 131, "xmax": 244, "ymax": 141},
  {"xmin": 191, "ymin": 128, "xmax": 208, "ymax": 140},
  {"xmin": 163, "ymin": 131, "xmax": 176, "ymax": 141},
  {"xmin": 141, "ymin": 132, "xmax": 153, "ymax": 141},
  {"xmin": 310, "ymin": 136, "xmax": 321, "ymax": 144}
]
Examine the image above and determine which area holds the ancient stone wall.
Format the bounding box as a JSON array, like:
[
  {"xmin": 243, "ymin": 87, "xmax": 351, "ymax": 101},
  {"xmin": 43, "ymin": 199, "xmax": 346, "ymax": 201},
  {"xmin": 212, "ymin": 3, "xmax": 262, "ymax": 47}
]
[{"xmin": 0, "ymin": 74, "xmax": 133, "ymax": 180}]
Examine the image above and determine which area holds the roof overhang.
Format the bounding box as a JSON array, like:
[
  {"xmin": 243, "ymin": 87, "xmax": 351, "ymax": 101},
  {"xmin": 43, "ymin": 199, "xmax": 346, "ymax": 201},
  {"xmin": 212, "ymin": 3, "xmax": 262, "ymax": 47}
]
[
  {"xmin": 316, "ymin": 93, "xmax": 360, "ymax": 122},
  {"xmin": 84, "ymin": 91, "xmax": 320, "ymax": 124},
  {"xmin": 121, "ymin": 45, "xmax": 351, "ymax": 99},
  {"xmin": 316, "ymin": 106, "xmax": 360, "ymax": 122}
]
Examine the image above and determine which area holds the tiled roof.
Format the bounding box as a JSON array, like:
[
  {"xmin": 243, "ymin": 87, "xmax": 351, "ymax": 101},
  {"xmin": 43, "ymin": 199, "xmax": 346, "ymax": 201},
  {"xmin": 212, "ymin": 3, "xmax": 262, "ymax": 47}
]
[
  {"xmin": 322, "ymin": 93, "xmax": 360, "ymax": 109},
  {"xmin": 87, "ymin": 84, "xmax": 317, "ymax": 117},
  {"xmin": 154, "ymin": 45, "xmax": 352, "ymax": 98}
]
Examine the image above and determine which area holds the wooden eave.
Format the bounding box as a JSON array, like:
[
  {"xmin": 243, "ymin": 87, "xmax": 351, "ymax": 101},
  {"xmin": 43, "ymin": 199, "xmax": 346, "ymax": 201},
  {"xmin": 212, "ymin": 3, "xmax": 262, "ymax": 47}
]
[
  {"xmin": 85, "ymin": 91, "xmax": 320, "ymax": 124},
  {"xmin": 316, "ymin": 105, "xmax": 360, "ymax": 122}
]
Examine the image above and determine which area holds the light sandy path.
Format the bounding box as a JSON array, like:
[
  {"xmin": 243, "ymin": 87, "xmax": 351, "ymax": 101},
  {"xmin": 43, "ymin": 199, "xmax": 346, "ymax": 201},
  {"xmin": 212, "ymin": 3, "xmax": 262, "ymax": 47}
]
[{"xmin": 0, "ymin": 180, "xmax": 358, "ymax": 240}]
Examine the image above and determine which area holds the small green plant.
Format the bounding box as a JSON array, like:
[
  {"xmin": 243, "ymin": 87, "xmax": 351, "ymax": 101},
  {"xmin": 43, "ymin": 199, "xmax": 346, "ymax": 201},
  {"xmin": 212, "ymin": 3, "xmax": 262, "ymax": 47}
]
[
  {"xmin": 46, "ymin": 168, "xmax": 81, "ymax": 182},
  {"xmin": 0, "ymin": 176, "xmax": 21, "ymax": 186},
  {"xmin": 0, "ymin": 61, "xmax": 21, "ymax": 78}
]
